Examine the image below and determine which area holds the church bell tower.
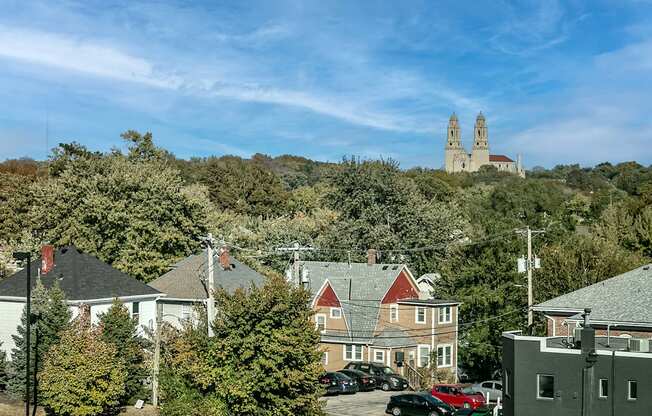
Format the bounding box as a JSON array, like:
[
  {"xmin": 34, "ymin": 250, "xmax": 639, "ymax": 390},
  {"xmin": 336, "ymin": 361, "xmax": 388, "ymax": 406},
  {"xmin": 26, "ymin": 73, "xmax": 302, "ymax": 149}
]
[
  {"xmin": 444, "ymin": 113, "xmax": 464, "ymax": 172},
  {"xmin": 471, "ymin": 112, "xmax": 489, "ymax": 170}
]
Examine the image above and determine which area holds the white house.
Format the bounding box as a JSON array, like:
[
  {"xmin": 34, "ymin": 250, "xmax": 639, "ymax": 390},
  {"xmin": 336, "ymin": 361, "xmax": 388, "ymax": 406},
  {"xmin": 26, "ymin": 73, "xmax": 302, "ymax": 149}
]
[{"xmin": 0, "ymin": 245, "xmax": 164, "ymax": 358}]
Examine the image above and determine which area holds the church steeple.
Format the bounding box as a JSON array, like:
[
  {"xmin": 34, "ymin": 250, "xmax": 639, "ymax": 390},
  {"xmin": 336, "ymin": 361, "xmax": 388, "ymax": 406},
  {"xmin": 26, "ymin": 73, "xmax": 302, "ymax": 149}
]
[
  {"xmin": 473, "ymin": 112, "xmax": 488, "ymax": 149},
  {"xmin": 447, "ymin": 113, "xmax": 461, "ymax": 149}
]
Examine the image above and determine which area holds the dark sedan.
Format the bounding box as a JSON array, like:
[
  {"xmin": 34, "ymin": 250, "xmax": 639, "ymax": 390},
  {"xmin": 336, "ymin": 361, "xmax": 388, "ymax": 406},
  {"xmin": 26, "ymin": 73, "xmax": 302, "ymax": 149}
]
[
  {"xmin": 338, "ymin": 368, "xmax": 376, "ymax": 392},
  {"xmin": 385, "ymin": 392, "xmax": 455, "ymax": 416},
  {"xmin": 319, "ymin": 371, "xmax": 358, "ymax": 395}
]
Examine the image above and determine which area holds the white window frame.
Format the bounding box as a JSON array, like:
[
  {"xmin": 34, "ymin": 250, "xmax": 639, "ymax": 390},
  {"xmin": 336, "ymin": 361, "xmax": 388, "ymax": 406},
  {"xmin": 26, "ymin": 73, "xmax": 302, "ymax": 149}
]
[
  {"xmin": 627, "ymin": 380, "xmax": 637, "ymax": 401},
  {"xmin": 537, "ymin": 374, "xmax": 555, "ymax": 400},
  {"xmin": 415, "ymin": 307, "xmax": 426, "ymax": 324},
  {"xmin": 131, "ymin": 301, "xmax": 140, "ymax": 323},
  {"xmin": 390, "ymin": 304, "xmax": 399, "ymax": 323},
  {"xmin": 344, "ymin": 344, "xmax": 363, "ymax": 362},
  {"xmin": 315, "ymin": 314, "xmax": 326, "ymax": 332},
  {"xmin": 599, "ymin": 379, "xmax": 608, "ymax": 399},
  {"xmin": 321, "ymin": 352, "xmax": 329, "ymax": 366},
  {"xmin": 373, "ymin": 349, "xmax": 386, "ymax": 363},
  {"xmin": 437, "ymin": 344, "xmax": 452, "ymax": 368},
  {"xmin": 438, "ymin": 306, "xmax": 452, "ymax": 324},
  {"xmin": 330, "ymin": 307, "xmax": 342, "ymax": 319},
  {"xmin": 181, "ymin": 304, "xmax": 192, "ymax": 321},
  {"xmin": 417, "ymin": 344, "xmax": 431, "ymax": 368}
]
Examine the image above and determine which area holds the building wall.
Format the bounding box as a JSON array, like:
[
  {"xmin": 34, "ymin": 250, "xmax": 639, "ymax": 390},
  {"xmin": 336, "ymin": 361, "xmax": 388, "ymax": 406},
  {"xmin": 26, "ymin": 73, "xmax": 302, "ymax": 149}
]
[
  {"xmin": 0, "ymin": 297, "xmax": 159, "ymax": 359},
  {"xmin": 0, "ymin": 300, "xmax": 24, "ymax": 356},
  {"xmin": 503, "ymin": 335, "xmax": 652, "ymax": 416},
  {"xmin": 314, "ymin": 305, "xmax": 347, "ymax": 333}
]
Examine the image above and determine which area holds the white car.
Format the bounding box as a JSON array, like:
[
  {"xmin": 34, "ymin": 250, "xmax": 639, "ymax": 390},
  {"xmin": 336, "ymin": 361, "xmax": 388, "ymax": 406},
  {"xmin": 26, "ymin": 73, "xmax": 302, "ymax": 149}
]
[{"xmin": 472, "ymin": 380, "xmax": 502, "ymax": 402}]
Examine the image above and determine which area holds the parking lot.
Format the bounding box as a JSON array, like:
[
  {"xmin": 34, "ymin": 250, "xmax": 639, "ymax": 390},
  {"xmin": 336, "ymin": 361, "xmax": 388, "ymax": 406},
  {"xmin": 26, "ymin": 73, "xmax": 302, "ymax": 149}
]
[{"xmin": 323, "ymin": 390, "xmax": 395, "ymax": 416}]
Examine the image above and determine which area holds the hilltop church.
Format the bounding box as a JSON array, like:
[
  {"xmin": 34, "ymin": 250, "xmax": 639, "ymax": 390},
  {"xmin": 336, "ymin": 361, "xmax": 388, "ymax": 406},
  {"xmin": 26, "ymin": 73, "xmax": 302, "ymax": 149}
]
[{"xmin": 444, "ymin": 112, "xmax": 525, "ymax": 178}]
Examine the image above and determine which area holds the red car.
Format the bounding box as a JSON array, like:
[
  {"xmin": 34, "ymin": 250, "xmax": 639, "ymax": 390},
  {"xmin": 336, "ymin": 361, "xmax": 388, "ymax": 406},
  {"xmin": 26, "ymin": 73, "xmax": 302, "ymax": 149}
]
[{"xmin": 431, "ymin": 384, "xmax": 486, "ymax": 410}]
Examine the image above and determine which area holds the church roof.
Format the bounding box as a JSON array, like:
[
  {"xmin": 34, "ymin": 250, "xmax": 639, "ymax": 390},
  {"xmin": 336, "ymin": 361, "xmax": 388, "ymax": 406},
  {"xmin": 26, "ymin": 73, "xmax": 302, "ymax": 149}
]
[{"xmin": 489, "ymin": 154, "xmax": 514, "ymax": 163}]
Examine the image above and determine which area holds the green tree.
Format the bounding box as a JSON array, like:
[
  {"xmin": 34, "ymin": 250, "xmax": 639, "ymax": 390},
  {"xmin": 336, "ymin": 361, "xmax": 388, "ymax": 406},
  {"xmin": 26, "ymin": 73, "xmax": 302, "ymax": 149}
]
[
  {"xmin": 324, "ymin": 158, "xmax": 467, "ymax": 276},
  {"xmin": 30, "ymin": 134, "xmax": 211, "ymax": 282},
  {"xmin": 98, "ymin": 299, "xmax": 146, "ymax": 404},
  {"xmin": 40, "ymin": 320, "xmax": 127, "ymax": 416},
  {"xmin": 160, "ymin": 278, "xmax": 324, "ymax": 416},
  {"xmin": 0, "ymin": 342, "xmax": 7, "ymax": 391},
  {"xmin": 198, "ymin": 156, "xmax": 289, "ymax": 217},
  {"xmin": 7, "ymin": 280, "xmax": 71, "ymax": 399}
]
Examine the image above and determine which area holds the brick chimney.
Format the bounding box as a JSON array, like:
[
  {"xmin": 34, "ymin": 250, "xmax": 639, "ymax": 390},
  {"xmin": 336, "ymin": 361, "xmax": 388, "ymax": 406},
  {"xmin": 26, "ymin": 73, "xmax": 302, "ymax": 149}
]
[
  {"xmin": 41, "ymin": 245, "xmax": 55, "ymax": 275},
  {"xmin": 219, "ymin": 246, "xmax": 231, "ymax": 270},
  {"xmin": 367, "ymin": 249, "xmax": 377, "ymax": 266}
]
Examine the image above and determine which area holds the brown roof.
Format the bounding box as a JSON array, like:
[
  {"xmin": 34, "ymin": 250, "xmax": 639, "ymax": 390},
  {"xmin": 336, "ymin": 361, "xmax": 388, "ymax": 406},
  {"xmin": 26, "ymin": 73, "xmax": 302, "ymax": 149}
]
[{"xmin": 489, "ymin": 154, "xmax": 514, "ymax": 162}]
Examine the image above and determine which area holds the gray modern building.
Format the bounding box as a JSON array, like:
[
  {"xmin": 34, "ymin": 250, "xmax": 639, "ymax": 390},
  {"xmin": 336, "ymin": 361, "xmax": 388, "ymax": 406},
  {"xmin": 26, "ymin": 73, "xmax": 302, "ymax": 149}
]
[{"xmin": 502, "ymin": 311, "xmax": 651, "ymax": 416}]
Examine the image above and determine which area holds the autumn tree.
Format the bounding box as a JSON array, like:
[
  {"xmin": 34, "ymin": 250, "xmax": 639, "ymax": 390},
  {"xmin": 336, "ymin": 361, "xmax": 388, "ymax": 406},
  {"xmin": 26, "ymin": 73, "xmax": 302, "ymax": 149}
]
[{"xmin": 40, "ymin": 320, "xmax": 127, "ymax": 416}]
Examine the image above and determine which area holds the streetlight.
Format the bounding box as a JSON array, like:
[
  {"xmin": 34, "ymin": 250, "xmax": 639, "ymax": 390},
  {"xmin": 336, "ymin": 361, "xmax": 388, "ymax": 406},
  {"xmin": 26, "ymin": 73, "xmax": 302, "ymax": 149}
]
[{"xmin": 12, "ymin": 252, "xmax": 32, "ymax": 416}]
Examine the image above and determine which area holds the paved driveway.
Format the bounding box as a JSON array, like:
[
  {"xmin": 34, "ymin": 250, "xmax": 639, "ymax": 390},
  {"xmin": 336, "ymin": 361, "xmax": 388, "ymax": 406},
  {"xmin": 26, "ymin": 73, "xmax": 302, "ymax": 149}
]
[{"xmin": 323, "ymin": 390, "xmax": 395, "ymax": 416}]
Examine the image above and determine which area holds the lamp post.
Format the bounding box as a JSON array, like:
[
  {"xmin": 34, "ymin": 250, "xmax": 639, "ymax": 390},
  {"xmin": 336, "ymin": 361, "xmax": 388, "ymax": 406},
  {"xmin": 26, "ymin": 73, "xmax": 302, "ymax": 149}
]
[{"xmin": 12, "ymin": 252, "xmax": 31, "ymax": 416}]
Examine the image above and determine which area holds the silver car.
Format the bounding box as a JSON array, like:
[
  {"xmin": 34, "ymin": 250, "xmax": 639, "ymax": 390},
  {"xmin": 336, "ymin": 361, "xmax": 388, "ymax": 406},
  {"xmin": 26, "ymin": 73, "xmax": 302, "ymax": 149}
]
[{"xmin": 472, "ymin": 380, "xmax": 502, "ymax": 402}]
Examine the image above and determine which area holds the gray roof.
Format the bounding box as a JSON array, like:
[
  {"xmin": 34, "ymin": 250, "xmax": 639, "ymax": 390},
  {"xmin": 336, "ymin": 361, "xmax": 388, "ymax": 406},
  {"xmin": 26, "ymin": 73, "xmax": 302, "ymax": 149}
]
[
  {"xmin": 0, "ymin": 246, "xmax": 160, "ymax": 301},
  {"xmin": 302, "ymin": 261, "xmax": 410, "ymax": 344},
  {"xmin": 372, "ymin": 325, "xmax": 420, "ymax": 348},
  {"xmin": 534, "ymin": 264, "xmax": 652, "ymax": 325},
  {"xmin": 149, "ymin": 253, "xmax": 266, "ymax": 300}
]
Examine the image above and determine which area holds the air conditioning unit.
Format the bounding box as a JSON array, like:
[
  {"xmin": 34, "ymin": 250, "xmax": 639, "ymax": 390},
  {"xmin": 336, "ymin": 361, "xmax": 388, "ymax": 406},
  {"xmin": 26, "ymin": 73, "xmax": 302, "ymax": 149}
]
[
  {"xmin": 628, "ymin": 338, "xmax": 650, "ymax": 353},
  {"xmin": 301, "ymin": 268, "xmax": 310, "ymax": 284}
]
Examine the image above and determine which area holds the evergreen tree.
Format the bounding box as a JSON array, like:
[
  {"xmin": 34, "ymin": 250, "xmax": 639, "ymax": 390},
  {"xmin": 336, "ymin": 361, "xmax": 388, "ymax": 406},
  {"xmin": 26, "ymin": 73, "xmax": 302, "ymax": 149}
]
[
  {"xmin": 7, "ymin": 280, "xmax": 71, "ymax": 400},
  {"xmin": 98, "ymin": 299, "xmax": 146, "ymax": 404},
  {"xmin": 0, "ymin": 342, "xmax": 7, "ymax": 391}
]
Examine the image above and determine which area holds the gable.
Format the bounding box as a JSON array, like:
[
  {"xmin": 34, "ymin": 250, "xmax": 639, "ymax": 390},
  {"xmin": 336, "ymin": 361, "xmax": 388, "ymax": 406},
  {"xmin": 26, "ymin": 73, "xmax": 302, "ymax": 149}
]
[
  {"xmin": 381, "ymin": 269, "xmax": 419, "ymax": 304},
  {"xmin": 316, "ymin": 282, "xmax": 341, "ymax": 307}
]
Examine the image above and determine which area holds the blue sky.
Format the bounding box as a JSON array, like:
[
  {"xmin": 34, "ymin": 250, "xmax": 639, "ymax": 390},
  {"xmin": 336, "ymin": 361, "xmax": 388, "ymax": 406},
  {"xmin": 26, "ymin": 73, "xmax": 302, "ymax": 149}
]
[{"xmin": 1, "ymin": 0, "xmax": 652, "ymax": 168}]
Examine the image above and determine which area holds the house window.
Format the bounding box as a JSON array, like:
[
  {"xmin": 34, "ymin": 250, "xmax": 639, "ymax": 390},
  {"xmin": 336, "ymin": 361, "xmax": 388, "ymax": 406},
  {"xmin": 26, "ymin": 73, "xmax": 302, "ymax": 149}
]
[
  {"xmin": 438, "ymin": 306, "xmax": 452, "ymax": 324},
  {"xmin": 344, "ymin": 345, "xmax": 363, "ymax": 361},
  {"xmin": 181, "ymin": 304, "xmax": 192, "ymax": 321},
  {"xmin": 315, "ymin": 314, "xmax": 326, "ymax": 332},
  {"xmin": 132, "ymin": 302, "xmax": 140, "ymax": 323},
  {"xmin": 373, "ymin": 349, "xmax": 385, "ymax": 363},
  {"xmin": 599, "ymin": 379, "xmax": 608, "ymax": 399},
  {"xmin": 628, "ymin": 381, "xmax": 637, "ymax": 400},
  {"xmin": 415, "ymin": 307, "xmax": 426, "ymax": 324},
  {"xmin": 417, "ymin": 345, "xmax": 431, "ymax": 368},
  {"xmin": 437, "ymin": 344, "xmax": 452, "ymax": 368},
  {"xmin": 330, "ymin": 307, "xmax": 342, "ymax": 319},
  {"xmin": 390, "ymin": 304, "xmax": 399, "ymax": 322},
  {"xmin": 321, "ymin": 352, "xmax": 329, "ymax": 366},
  {"xmin": 537, "ymin": 374, "xmax": 554, "ymax": 400}
]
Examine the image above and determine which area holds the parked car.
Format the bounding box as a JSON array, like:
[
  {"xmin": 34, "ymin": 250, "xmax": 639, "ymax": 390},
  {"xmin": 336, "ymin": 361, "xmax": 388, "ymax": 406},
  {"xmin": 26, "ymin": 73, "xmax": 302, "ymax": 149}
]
[
  {"xmin": 345, "ymin": 362, "xmax": 409, "ymax": 391},
  {"xmin": 385, "ymin": 392, "xmax": 455, "ymax": 416},
  {"xmin": 471, "ymin": 380, "xmax": 502, "ymax": 402},
  {"xmin": 338, "ymin": 369, "xmax": 376, "ymax": 392},
  {"xmin": 319, "ymin": 371, "xmax": 358, "ymax": 395},
  {"xmin": 431, "ymin": 384, "xmax": 486, "ymax": 410}
]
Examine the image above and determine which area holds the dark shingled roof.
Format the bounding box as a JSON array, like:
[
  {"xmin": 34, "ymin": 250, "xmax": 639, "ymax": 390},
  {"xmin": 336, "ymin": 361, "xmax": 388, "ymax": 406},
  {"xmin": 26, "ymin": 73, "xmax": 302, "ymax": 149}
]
[
  {"xmin": 0, "ymin": 246, "xmax": 161, "ymax": 300},
  {"xmin": 149, "ymin": 253, "xmax": 266, "ymax": 300}
]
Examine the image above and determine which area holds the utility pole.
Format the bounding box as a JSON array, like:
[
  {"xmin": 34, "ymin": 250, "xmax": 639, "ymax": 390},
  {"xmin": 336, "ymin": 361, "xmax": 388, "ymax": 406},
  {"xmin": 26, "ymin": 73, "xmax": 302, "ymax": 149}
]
[
  {"xmin": 276, "ymin": 243, "xmax": 314, "ymax": 286},
  {"xmin": 202, "ymin": 233, "xmax": 216, "ymax": 337},
  {"xmin": 516, "ymin": 227, "xmax": 544, "ymax": 327},
  {"xmin": 152, "ymin": 302, "xmax": 162, "ymax": 407},
  {"xmin": 13, "ymin": 252, "xmax": 31, "ymax": 416}
]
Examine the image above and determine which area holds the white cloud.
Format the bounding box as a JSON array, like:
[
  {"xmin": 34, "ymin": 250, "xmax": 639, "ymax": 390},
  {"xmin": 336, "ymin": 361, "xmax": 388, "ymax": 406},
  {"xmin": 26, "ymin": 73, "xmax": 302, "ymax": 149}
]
[{"xmin": 0, "ymin": 25, "xmax": 463, "ymax": 134}]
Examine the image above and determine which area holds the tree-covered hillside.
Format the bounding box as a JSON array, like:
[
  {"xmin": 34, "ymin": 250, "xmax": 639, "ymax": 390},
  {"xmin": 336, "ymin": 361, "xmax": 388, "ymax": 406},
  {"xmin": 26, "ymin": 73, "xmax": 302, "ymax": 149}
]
[{"xmin": 1, "ymin": 132, "xmax": 651, "ymax": 379}]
